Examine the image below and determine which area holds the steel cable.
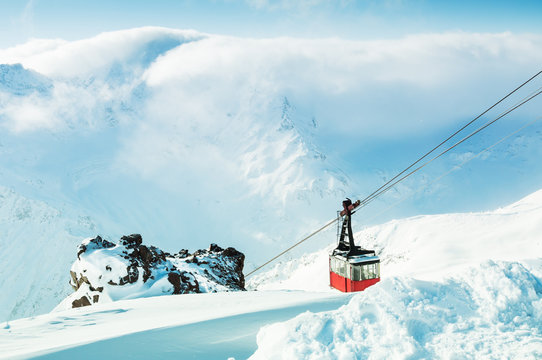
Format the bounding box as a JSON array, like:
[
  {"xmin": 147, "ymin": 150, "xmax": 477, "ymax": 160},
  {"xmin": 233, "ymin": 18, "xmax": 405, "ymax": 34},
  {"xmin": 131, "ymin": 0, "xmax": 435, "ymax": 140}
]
[
  {"xmin": 358, "ymin": 70, "xmax": 542, "ymax": 208},
  {"xmin": 245, "ymin": 71, "xmax": 542, "ymax": 277}
]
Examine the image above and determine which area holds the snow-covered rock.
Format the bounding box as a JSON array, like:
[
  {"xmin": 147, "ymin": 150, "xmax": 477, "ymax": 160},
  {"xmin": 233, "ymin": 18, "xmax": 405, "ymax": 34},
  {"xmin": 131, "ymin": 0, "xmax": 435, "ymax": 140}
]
[{"xmin": 55, "ymin": 234, "xmax": 245, "ymax": 310}]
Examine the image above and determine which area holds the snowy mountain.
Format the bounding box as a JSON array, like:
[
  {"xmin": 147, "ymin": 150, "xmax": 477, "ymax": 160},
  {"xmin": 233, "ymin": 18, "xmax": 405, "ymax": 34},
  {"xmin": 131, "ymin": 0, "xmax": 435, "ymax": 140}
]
[
  {"xmin": 0, "ymin": 186, "xmax": 97, "ymax": 322},
  {"xmin": 0, "ymin": 28, "xmax": 349, "ymax": 322},
  {"xmin": 55, "ymin": 234, "xmax": 245, "ymax": 310},
  {"xmin": 0, "ymin": 64, "xmax": 52, "ymax": 96},
  {"xmin": 1, "ymin": 27, "xmax": 542, "ymax": 324},
  {"xmin": 1, "ymin": 188, "xmax": 541, "ymax": 359}
]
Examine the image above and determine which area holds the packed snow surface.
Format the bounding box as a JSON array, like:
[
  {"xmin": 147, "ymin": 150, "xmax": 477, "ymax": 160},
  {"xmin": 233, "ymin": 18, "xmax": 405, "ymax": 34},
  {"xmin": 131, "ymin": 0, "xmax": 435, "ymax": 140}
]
[{"xmin": 0, "ymin": 291, "xmax": 351, "ymax": 359}]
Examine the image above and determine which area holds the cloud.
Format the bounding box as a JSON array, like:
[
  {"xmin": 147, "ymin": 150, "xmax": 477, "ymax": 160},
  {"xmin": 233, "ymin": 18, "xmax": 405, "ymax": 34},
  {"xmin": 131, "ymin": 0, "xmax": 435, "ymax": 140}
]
[
  {"xmin": 4, "ymin": 29, "xmax": 542, "ymax": 136},
  {"xmin": 2, "ymin": 28, "xmax": 542, "ymax": 257},
  {"xmin": 0, "ymin": 27, "xmax": 204, "ymax": 78},
  {"xmin": 21, "ymin": 0, "xmax": 36, "ymax": 37},
  {"xmin": 143, "ymin": 31, "xmax": 542, "ymax": 139}
]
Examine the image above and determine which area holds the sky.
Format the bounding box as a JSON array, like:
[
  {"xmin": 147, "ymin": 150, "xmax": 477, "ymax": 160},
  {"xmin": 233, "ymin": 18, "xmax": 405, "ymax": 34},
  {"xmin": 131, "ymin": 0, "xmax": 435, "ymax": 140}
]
[{"xmin": 1, "ymin": 0, "xmax": 542, "ymax": 48}]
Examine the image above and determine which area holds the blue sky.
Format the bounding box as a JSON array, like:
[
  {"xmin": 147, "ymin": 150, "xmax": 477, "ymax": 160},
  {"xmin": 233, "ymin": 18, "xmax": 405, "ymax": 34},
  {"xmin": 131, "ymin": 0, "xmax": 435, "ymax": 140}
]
[{"xmin": 1, "ymin": 0, "xmax": 542, "ymax": 48}]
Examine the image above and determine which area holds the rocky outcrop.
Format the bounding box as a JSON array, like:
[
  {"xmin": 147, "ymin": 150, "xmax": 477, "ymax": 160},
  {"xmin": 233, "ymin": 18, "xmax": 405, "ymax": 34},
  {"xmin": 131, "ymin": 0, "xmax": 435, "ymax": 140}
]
[{"xmin": 57, "ymin": 234, "xmax": 245, "ymax": 310}]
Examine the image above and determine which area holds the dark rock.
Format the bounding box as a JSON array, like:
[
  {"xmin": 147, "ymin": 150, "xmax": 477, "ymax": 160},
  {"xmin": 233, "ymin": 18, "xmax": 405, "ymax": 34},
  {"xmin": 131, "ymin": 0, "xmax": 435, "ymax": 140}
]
[
  {"xmin": 78, "ymin": 236, "xmax": 116, "ymax": 259},
  {"xmin": 177, "ymin": 249, "xmax": 189, "ymax": 258},
  {"xmin": 68, "ymin": 234, "xmax": 246, "ymax": 309},
  {"xmin": 77, "ymin": 246, "xmax": 86, "ymax": 260},
  {"xmin": 72, "ymin": 296, "xmax": 91, "ymax": 308},
  {"xmin": 138, "ymin": 245, "xmax": 154, "ymax": 264},
  {"xmin": 209, "ymin": 243, "xmax": 223, "ymax": 252},
  {"xmin": 120, "ymin": 234, "xmax": 143, "ymax": 248},
  {"xmin": 168, "ymin": 272, "xmax": 182, "ymax": 294},
  {"xmin": 223, "ymin": 247, "xmax": 243, "ymax": 258},
  {"xmin": 142, "ymin": 266, "xmax": 152, "ymax": 282},
  {"xmin": 179, "ymin": 271, "xmax": 200, "ymax": 294}
]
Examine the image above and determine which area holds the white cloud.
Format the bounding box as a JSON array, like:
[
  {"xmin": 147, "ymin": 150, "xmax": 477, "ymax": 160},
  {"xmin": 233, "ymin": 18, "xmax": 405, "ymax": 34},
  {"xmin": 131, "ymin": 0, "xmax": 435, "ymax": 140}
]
[
  {"xmin": 2, "ymin": 27, "xmax": 542, "ymax": 271},
  {"xmin": 0, "ymin": 27, "xmax": 204, "ymax": 78},
  {"xmin": 2, "ymin": 28, "xmax": 542, "ymax": 248},
  {"xmin": 21, "ymin": 0, "xmax": 36, "ymax": 37}
]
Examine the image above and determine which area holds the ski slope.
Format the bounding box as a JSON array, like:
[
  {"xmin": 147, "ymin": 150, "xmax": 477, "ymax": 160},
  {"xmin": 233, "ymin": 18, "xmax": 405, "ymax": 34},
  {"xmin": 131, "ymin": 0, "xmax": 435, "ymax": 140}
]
[{"xmin": 0, "ymin": 291, "xmax": 352, "ymax": 359}]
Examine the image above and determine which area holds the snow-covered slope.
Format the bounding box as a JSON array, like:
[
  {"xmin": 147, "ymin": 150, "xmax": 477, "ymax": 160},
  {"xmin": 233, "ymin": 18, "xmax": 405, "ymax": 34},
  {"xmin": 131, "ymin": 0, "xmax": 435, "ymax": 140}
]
[
  {"xmin": 0, "ymin": 186, "xmax": 97, "ymax": 322},
  {"xmin": 250, "ymin": 260, "xmax": 542, "ymax": 359},
  {"xmin": 0, "ymin": 28, "xmax": 351, "ymax": 321},
  {"xmin": 248, "ymin": 188, "xmax": 542, "ymax": 290},
  {"xmin": 1, "ymin": 188, "xmax": 540, "ymax": 359},
  {"xmin": 2, "ymin": 27, "xmax": 542, "ymax": 323},
  {"xmin": 246, "ymin": 189, "xmax": 542, "ymax": 359},
  {"xmin": 0, "ymin": 291, "xmax": 352, "ymax": 360}
]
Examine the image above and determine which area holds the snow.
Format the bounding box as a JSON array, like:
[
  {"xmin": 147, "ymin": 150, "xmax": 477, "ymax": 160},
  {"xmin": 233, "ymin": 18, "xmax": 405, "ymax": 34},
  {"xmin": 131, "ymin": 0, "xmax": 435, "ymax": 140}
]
[
  {"xmin": 0, "ymin": 186, "xmax": 96, "ymax": 322},
  {"xmin": 249, "ymin": 188, "xmax": 542, "ymax": 291},
  {"xmin": 0, "ymin": 189, "xmax": 541, "ymax": 358},
  {"xmin": 0, "ymin": 291, "xmax": 352, "ymax": 359},
  {"xmin": 242, "ymin": 189, "xmax": 542, "ymax": 358},
  {"xmin": 250, "ymin": 260, "xmax": 542, "ymax": 360},
  {"xmin": 55, "ymin": 236, "xmax": 245, "ymax": 311}
]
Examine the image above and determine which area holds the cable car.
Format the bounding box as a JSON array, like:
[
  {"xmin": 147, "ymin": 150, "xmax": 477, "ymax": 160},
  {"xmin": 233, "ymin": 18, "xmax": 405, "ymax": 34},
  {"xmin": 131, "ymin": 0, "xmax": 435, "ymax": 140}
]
[{"xmin": 329, "ymin": 198, "xmax": 380, "ymax": 292}]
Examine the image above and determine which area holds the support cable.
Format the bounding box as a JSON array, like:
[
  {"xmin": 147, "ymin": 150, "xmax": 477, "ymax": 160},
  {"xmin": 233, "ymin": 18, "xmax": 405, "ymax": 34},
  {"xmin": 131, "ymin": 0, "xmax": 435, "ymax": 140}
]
[
  {"xmin": 245, "ymin": 217, "xmax": 339, "ymax": 277},
  {"xmin": 245, "ymin": 71, "xmax": 542, "ymax": 278},
  {"xmin": 358, "ymin": 70, "xmax": 542, "ymax": 208},
  {"xmin": 364, "ymin": 115, "xmax": 542, "ymax": 225},
  {"xmin": 358, "ymin": 88, "xmax": 542, "ymax": 210}
]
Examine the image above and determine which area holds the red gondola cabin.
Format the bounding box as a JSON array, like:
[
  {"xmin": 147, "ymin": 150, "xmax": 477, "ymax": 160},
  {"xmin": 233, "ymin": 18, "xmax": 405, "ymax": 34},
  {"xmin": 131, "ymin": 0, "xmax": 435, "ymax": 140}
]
[
  {"xmin": 329, "ymin": 250, "xmax": 380, "ymax": 292},
  {"xmin": 329, "ymin": 198, "xmax": 380, "ymax": 292}
]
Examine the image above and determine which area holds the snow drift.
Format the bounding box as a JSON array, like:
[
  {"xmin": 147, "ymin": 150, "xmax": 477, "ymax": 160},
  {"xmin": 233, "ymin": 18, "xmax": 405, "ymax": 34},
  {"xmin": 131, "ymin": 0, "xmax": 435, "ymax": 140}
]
[
  {"xmin": 55, "ymin": 234, "xmax": 245, "ymax": 310},
  {"xmin": 250, "ymin": 260, "xmax": 542, "ymax": 359},
  {"xmin": 247, "ymin": 189, "xmax": 542, "ymax": 359}
]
